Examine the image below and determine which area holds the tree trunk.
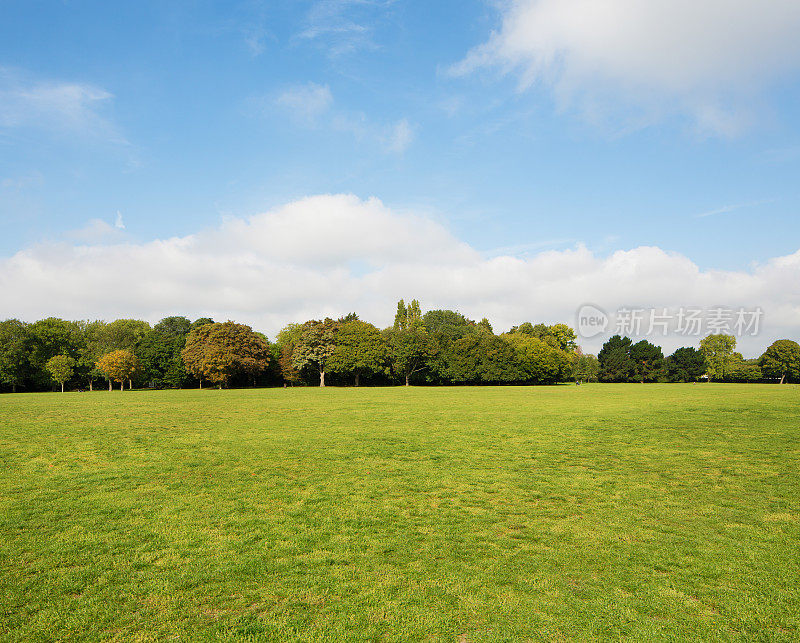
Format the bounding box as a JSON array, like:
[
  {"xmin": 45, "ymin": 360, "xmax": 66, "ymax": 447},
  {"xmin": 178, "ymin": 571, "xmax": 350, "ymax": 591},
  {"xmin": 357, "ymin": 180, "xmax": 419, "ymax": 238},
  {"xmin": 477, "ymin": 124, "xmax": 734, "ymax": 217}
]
[
  {"xmin": 61, "ymin": 382, "xmax": 64, "ymax": 393},
  {"xmin": 128, "ymin": 379, "xmax": 132, "ymax": 390},
  {"xmin": 319, "ymin": 369, "xmax": 325, "ymax": 387},
  {"xmin": 355, "ymin": 372, "xmax": 360, "ymax": 387},
  {"xmin": 12, "ymin": 384, "xmax": 16, "ymax": 393},
  {"xmin": 405, "ymin": 374, "xmax": 409, "ymax": 386},
  {"xmin": 120, "ymin": 380, "xmax": 124, "ymax": 391},
  {"xmin": 780, "ymin": 373, "xmax": 785, "ymax": 385},
  {"xmin": 89, "ymin": 380, "xmax": 93, "ymax": 392},
  {"xmin": 199, "ymin": 378, "xmax": 202, "ymax": 389},
  {"xmin": 108, "ymin": 380, "xmax": 112, "ymax": 392}
]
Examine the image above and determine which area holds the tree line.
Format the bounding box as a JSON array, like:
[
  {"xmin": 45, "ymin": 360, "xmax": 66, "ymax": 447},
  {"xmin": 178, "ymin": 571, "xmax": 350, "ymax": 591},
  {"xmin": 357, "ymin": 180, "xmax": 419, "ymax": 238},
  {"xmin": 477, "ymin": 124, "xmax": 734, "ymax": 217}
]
[{"xmin": 0, "ymin": 300, "xmax": 798, "ymax": 392}]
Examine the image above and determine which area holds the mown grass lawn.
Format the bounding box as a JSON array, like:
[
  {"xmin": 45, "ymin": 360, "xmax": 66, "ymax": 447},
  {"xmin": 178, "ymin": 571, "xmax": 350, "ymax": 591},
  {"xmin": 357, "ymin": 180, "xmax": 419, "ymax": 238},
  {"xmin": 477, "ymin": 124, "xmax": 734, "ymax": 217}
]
[{"xmin": 1, "ymin": 384, "xmax": 798, "ymax": 641}]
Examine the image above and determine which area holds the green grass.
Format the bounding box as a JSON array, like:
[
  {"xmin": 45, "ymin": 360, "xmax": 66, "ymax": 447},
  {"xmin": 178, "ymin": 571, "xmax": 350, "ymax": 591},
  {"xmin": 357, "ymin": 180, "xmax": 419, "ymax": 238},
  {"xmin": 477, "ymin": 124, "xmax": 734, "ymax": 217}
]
[{"xmin": 1, "ymin": 384, "xmax": 799, "ymax": 641}]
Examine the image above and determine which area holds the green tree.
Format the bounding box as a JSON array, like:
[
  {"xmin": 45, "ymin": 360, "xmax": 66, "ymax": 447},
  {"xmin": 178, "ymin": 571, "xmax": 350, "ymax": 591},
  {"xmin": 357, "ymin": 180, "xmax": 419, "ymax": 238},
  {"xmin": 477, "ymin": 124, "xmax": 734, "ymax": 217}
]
[
  {"xmin": 504, "ymin": 334, "xmax": 570, "ymax": 384},
  {"xmin": 630, "ymin": 340, "xmax": 664, "ymax": 383},
  {"xmin": 45, "ymin": 355, "xmax": 76, "ymax": 392},
  {"xmin": 291, "ymin": 319, "xmax": 340, "ymax": 387},
  {"xmin": 328, "ymin": 320, "xmax": 388, "ymax": 386},
  {"xmin": 508, "ymin": 322, "xmax": 577, "ymax": 352},
  {"xmin": 598, "ymin": 335, "xmax": 635, "ymax": 382},
  {"xmin": 572, "ymin": 352, "xmax": 600, "ymax": 383},
  {"xmin": 136, "ymin": 317, "xmax": 192, "ymax": 388},
  {"xmin": 275, "ymin": 323, "xmax": 304, "ymax": 385},
  {"xmin": 546, "ymin": 323, "xmax": 578, "ymax": 352},
  {"xmin": 444, "ymin": 333, "xmax": 521, "ymax": 383},
  {"xmin": 77, "ymin": 321, "xmax": 110, "ymax": 391},
  {"xmin": 759, "ymin": 339, "xmax": 800, "ymax": 384},
  {"xmin": 28, "ymin": 318, "xmax": 84, "ymax": 389},
  {"xmin": 394, "ymin": 299, "xmax": 408, "ymax": 330},
  {"xmin": 422, "ymin": 310, "xmax": 477, "ymax": 341},
  {"xmin": 477, "ymin": 317, "xmax": 493, "ymax": 334},
  {"xmin": 727, "ymin": 358, "xmax": 762, "ymax": 382},
  {"xmin": 182, "ymin": 321, "xmax": 271, "ymax": 388},
  {"xmin": 393, "ymin": 299, "xmax": 421, "ymax": 331},
  {"xmin": 384, "ymin": 324, "xmax": 433, "ymax": 386},
  {"xmin": 104, "ymin": 319, "xmax": 152, "ymax": 351},
  {"xmin": 0, "ymin": 319, "xmax": 31, "ymax": 393},
  {"xmin": 192, "ymin": 317, "xmax": 215, "ymax": 329},
  {"xmin": 422, "ymin": 309, "xmax": 480, "ymax": 382},
  {"xmin": 154, "ymin": 316, "xmax": 192, "ymax": 338},
  {"xmin": 666, "ymin": 347, "xmax": 706, "ymax": 382},
  {"xmin": 699, "ymin": 334, "xmax": 737, "ymax": 381}
]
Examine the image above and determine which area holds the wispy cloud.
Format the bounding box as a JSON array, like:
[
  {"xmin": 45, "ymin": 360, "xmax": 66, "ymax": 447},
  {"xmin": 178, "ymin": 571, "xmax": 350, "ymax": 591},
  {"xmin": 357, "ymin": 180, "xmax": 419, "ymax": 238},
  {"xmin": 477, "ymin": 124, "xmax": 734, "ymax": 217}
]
[
  {"xmin": 0, "ymin": 68, "xmax": 124, "ymax": 143},
  {"xmin": 695, "ymin": 198, "xmax": 776, "ymax": 218},
  {"xmin": 298, "ymin": 0, "xmax": 396, "ymax": 57},
  {"xmin": 64, "ymin": 218, "xmax": 126, "ymax": 244},
  {"xmin": 332, "ymin": 112, "xmax": 415, "ymax": 154},
  {"xmin": 274, "ymin": 82, "xmax": 334, "ymax": 125},
  {"xmin": 382, "ymin": 118, "xmax": 413, "ymax": 153},
  {"xmin": 0, "ymin": 171, "xmax": 44, "ymax": 191},
  {"xmin": 268, "ymin": 83, "xmax": 413, "ymax": 154}
]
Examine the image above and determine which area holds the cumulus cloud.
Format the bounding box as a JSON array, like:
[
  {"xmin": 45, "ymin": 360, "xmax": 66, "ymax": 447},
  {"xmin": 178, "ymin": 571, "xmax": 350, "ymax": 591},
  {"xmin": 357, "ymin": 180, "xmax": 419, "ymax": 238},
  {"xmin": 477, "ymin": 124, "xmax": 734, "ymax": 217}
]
[
  {"xmin": 1, "ymin": 194, "xmax": 798, "ymax": 355},
  {"xmin": 0, "ymin": 68, "xmax": 123, "ymax": 142},
  {"xmin": 452, "ymin": 0, "xmax": 800, "ymax": 134}
]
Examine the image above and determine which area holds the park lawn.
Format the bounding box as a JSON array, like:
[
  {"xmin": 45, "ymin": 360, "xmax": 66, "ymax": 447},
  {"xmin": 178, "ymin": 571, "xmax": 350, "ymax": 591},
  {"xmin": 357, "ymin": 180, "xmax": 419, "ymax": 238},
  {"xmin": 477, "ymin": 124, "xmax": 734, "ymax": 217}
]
[{"xmin": 0, "ymin": 384, "xmax": 798, "ymax": 641}]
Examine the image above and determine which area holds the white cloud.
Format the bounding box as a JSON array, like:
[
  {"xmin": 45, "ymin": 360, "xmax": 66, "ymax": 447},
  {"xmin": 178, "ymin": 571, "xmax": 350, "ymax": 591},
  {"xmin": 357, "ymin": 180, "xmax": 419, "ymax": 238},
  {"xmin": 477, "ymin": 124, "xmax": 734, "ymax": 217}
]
[
  {"xmin": 271, "ymin": 84, "xmax": 413, "ymax": 153},
  {"xmin": 63, "ymin": 219, "xmax": 126, "ymax": 245},
  {"xmin": 298, "ymin": 0, "xmax": 396, "ymax": 57},
  {"xmin": 695, "ymin": 198, "xmax": 776, "ymax": 218},
  {"xmin": 275, "ymin": 82, "xmax": 334, "ymax": 124},
  {"xmin": 1, "ymin": 194, "xmax": 798, "ymax": 356},
  {"xmin": 452, "ymin": 0, "xmax": 800, "ymax": 135},
  {"xmin": 383, "ymin": 118, "xmax": 414, "ymax": 153},
  {"xmin": 0, "ymin": 68, "xmax": 123, "ymax": 142}
]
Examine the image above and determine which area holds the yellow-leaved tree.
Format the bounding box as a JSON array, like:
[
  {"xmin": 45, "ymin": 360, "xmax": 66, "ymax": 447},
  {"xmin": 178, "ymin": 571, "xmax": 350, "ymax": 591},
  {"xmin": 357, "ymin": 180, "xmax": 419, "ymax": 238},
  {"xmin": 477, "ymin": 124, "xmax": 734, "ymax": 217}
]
[
  {"xmin": 96, "ymin": 349, "xmax": 141, "ymax": 391},
  {"xmin": 181, "ymin": 321, "xmax": 270, "ymax": 388}
]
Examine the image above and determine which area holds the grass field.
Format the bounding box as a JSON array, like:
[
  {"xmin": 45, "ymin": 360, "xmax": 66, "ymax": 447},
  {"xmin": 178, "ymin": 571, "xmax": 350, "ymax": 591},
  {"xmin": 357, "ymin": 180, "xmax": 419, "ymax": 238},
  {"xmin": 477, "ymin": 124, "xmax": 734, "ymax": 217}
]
[{"xmin": 1, "ymin": 384, "xmax": 798, "ymax": 641}]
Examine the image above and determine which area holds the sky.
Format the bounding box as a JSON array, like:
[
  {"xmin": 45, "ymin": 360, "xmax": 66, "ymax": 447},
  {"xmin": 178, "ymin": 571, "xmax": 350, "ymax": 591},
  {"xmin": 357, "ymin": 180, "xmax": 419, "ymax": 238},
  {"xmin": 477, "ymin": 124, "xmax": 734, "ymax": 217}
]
[{"xmin": 1, "ymin": 0, "xmax": 799, "ymax": 355}]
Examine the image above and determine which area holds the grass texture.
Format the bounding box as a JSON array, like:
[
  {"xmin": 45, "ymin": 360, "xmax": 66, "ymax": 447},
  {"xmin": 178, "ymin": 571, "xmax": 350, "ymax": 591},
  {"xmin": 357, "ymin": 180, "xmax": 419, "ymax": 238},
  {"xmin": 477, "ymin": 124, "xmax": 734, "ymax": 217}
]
[{"xmin": 1, "ymin": 384, "xmax": 798, "ymax": 641}]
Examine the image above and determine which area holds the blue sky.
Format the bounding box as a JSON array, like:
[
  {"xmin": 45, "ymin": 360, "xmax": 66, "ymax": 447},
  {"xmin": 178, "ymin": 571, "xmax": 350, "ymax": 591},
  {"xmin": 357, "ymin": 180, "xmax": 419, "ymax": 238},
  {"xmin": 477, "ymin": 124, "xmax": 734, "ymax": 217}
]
[{"xmin": 1, "ymin": 0, "xmax": 799, "ymax": 351}]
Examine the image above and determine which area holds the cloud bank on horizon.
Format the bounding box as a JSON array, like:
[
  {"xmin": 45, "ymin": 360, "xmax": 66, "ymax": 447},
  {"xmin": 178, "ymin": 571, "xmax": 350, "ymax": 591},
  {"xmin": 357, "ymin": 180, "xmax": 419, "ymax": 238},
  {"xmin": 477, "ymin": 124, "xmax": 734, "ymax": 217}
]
[
  {"xmin": 452, "ymin": 0, "xmax": 800, "ymax": 134},
  {"xmin": 1, "ymin": 194, "xmax": 797, "ymax": 356}
]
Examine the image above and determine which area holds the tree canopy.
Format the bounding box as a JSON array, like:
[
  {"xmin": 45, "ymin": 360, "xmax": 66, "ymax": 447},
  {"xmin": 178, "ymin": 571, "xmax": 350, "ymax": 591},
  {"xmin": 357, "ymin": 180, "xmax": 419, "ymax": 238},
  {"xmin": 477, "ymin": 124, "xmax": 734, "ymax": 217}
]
[
  {"xmin": 699, "ymin": 334, "xmax": 737, "ymax": 381},
  {"xmin": 182, "ymin": 321, "xmax": 271, "ymax": 387},
  {"xmin": 759, "ymin": 339, "xmax": 800, "ymax": 384},
  {"xmin": 45, "ymin": 355, "xmax": 76, "ymax": 392},
  {"xmin": 96, "ymin": 350, "xmax": 141, "ymax": 391},
  {"xmin": 291, "ymin": 319, "xmax": 339, "ymax": 387},
  {"xmin": 666, "ymin": 347, "xmax": 706, "ymax": 382},
  {"xmin": 598, "ymin": 335, "xmax": 634, "ymax": 382},
  {"xmin": 328, "ymin": 320, "xmax": 387, "ymax": 386}
]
